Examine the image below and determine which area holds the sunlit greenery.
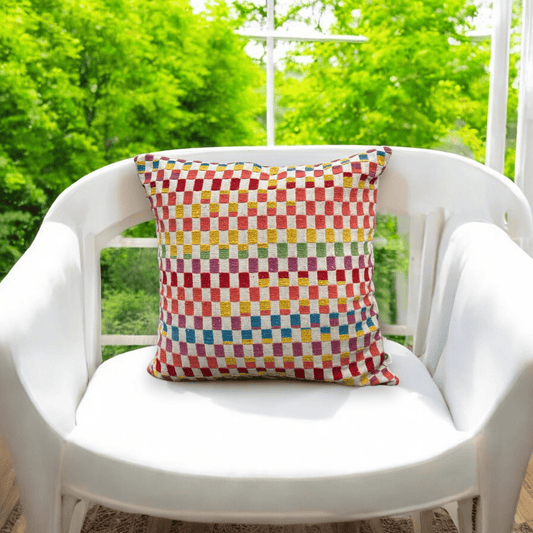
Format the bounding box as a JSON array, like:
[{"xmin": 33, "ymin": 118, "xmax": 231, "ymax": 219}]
[{"xmin": 0, "ymin": 0, "xmax": 265, "ymax": 278}]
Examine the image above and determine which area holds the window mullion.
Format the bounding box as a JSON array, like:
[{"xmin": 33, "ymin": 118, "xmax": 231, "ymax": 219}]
[
  {"xmin": 266, "ymin": 0, "xmax": 275, "ymax": 146},
  {"xmin": 486, "ymin": 0, "xmax": 512, "ymax": 173},
  {"xmin": 237, "ymin": 2, "xmax": 367, "ymax": 146}
]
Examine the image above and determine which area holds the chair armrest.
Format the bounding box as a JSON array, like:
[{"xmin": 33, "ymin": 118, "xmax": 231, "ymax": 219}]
[
  {"xmin": 427, "ymin": 222, "xmax": 533, "ymax": 434},
  {"xmin": 0, "ymin": 221, "xmax": 88, "ymax": 439}
]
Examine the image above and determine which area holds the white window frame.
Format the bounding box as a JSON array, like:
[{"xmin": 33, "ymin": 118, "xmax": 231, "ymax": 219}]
[
  {"xmin": 236, "ymin": 0, "xmax": 367, "ymax": 146},
  {"xmin": 516, "ymin": 0, "xmax": 533, "ymax": 213}
]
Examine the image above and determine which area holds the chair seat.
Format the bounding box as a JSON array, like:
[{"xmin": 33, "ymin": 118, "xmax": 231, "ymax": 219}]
[{"xmin": 63, "ymin": 340, "xmax": 476, "ymax": 523}]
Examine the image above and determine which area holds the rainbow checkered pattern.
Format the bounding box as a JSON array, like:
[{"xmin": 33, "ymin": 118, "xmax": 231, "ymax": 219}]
[{"xmin": 135, "ymin": 147, "xmax": 399, "ymax": 386}]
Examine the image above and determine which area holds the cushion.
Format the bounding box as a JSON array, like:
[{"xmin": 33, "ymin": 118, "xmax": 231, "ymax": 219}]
[
  {"xmin": 66, "ymin": 340, "xmax": 468, "ymax": 521},
  {"xmin": 134, "ymin": 147, "xmax": 399, "ymax": 386}
]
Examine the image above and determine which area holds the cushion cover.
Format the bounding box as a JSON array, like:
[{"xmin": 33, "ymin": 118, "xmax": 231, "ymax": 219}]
[{"xmin": 134, "ymin": 147, "xmax": 398, "ymax": 386}]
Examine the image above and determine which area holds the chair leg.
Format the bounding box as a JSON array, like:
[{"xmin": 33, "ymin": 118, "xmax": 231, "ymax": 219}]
[
  {"xmin": 440, "ymin": 503, "xmax": 459, "ymax": 531},
  {"xmin": 455, "ymin": 498, "xmax": 475, "ymax": 533},
  {"xmin": 61, "ymin": 497, "xmax": 90, "ymax": 533},
  {"xmin": 5, "ymin": 432, "xmax": 65, "ymax": 533},
  {"xmin": 411, "ymin": 510, "xmax": 434, "ymax": 533},
  {"xmin": 476, "ymin": 488, "xmax": 518, "ymax": 533},
  {"xmin": 475, "ymin": 438, "xmax": 529, "ymax": 533}
]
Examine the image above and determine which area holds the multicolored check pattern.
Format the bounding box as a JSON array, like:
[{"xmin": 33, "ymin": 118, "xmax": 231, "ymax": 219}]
[{"xmin": 135, "ymin": 147, "xmax": 399, "ymax": 386}]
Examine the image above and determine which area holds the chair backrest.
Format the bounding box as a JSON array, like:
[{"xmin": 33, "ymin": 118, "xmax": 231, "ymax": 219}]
[
  {"xmin": 43, "ymin": 146, "xmax": 533, "ymax": 376},
  {"xmin": 422, "ymin": 220, "xmax": 533, "ymax": 431}
]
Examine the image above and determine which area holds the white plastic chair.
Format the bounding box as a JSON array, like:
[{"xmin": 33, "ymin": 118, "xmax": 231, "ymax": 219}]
[{"xmin": 1, "ymin": 146, "xmax": 533, "ymax": 533}]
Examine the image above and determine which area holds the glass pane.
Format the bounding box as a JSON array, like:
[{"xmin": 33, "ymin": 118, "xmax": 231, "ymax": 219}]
[
  {"xmin": 100, "ymin": 247, "xmax": 159, "ymax": 331},
  {"xmin": 373, "ymin": 213, "xmax": 409, "ymax": 346},
  {"xmin": 100, "ymin": 221, "xmax": 160, "ymax": 360}
]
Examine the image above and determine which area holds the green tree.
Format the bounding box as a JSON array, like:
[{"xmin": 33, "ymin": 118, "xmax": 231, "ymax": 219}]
[
  {"xmin": 0, "ymin": 0, "xmax": 265, "ymax": 279},
  {"xmin": 274, "ymin": 0, "xmax": 490, "ymax": 154}
]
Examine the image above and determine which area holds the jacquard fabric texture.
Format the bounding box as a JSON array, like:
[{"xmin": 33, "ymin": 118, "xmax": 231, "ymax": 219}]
[{"xmin": 134, "ymin": 147, "xmax": 399, "ymax": 386}]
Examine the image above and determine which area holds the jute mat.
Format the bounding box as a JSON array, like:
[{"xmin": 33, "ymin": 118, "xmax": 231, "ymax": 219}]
[{"xmin": 2, "ymin": 501, "xmax": 533, "ymax": 533}]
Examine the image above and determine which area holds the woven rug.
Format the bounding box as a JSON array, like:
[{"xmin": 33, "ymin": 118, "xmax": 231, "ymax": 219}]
[{"xmin": 2, "ymin": 502, "xmax": 533, "ymax": 533}]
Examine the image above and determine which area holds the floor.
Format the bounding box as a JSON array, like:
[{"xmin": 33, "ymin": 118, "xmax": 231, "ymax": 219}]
[{"xmin": 516, "ymin": 456, "xmax": 533, "ymax": 526}]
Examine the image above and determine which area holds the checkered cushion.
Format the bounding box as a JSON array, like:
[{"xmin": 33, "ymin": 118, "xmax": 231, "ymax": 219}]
[{"xmin": 134, "ymin": 147, "xmax": 399, "ymax": 386}]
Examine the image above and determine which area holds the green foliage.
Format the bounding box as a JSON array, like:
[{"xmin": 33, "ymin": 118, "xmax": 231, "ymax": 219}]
[
  {"xmin": 122, "ymin": 221, "xmax": 157, "ymax": 239},
  {"xmin": 0, "ymin": 0, "xmax": 265, "ymax": 280},
  {"xmin": 373, "ymin": 214, "xmax": 409, "ymax": 325},
  {"xmin": 101, "ymin": 288, "xmax": 159, "ymax": 335},
  {"xmin": 0, "ymin": 211, "xmax": 36, "ymax": 275},
  {"xmin": 275, "ymin": 0, "xmax": 491, "ymax": 153},
  {"xmin": 100, "ymin": 288, "xmax": 159, "ymax": 361},
  {"xmin": 101, "ymin": 247, "xmax": 159, "ymax": 296},
  {"xmin": 100, "ymin": 245, "xmax": 159, "ymax": 360}
]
